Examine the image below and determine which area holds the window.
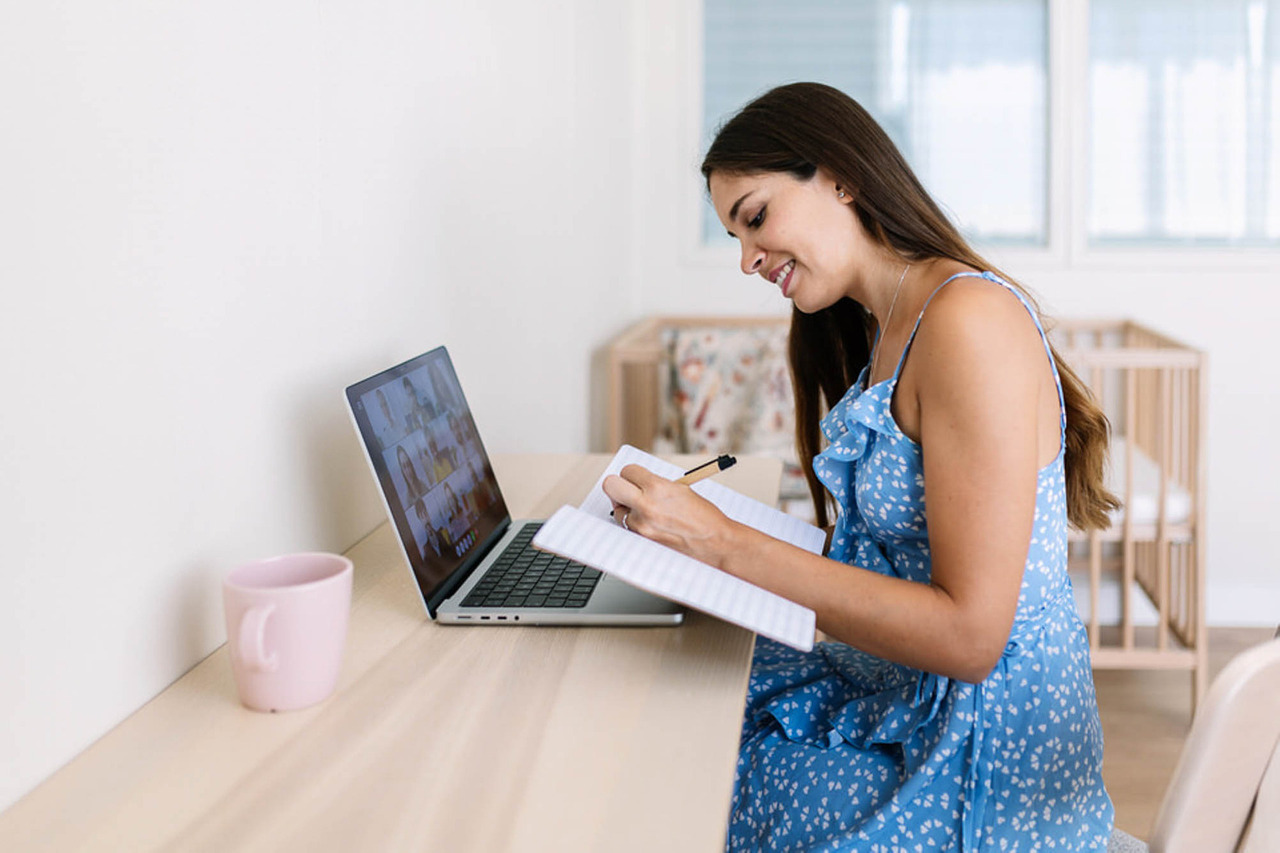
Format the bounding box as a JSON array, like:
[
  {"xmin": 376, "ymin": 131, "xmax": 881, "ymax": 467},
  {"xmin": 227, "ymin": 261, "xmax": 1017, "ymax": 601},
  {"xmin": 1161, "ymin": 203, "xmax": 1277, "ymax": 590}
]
[
  {"xmin": 1089, "ymin": 0, "xmax": 1280, "ymax": 246},
  {"xmin": 703, "ymin": 0, "xmax": 1049, "ymax": 247},
  {"xmin": 702, "ymin": 0, "xmax": 1280, "ymax": 253}
]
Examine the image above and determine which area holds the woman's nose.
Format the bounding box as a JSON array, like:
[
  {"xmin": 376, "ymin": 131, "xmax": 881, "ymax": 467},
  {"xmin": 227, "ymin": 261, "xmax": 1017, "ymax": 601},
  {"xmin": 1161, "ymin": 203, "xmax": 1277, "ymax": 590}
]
[{"xmin": 740, "ymin": 243, "xmax": 765, "ymax": 276}]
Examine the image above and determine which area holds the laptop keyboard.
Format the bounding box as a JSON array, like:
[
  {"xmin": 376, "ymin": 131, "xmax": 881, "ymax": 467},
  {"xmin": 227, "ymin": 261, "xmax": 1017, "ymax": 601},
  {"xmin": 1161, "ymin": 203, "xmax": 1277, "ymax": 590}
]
[{"xmin": 460, "ymin": 523, "xmax": 602, "ymax": 609}]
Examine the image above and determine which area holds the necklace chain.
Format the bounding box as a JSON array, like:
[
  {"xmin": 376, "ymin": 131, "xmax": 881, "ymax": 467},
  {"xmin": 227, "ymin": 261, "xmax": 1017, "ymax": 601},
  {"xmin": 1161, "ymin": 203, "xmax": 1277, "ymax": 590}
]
[{"xmin": 871, "ymin": 263, "xmax": 911, "ymax": 383}]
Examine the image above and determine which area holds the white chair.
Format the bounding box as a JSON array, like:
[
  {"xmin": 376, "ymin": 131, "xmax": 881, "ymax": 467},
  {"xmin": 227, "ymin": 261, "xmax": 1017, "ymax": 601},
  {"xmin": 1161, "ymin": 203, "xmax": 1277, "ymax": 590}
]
[{"xmin": 1109, "ymin": 631, "xmax": 1280, "ymax": 852}]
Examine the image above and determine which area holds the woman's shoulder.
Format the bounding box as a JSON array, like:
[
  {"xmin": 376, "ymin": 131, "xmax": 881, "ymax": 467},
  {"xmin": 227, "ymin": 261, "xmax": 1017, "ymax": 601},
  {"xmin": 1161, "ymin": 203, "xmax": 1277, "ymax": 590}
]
[
  {"xmin": 916, "ymin": 268, "xmax": 1039, "ymax": 344},
  {"xmin": 906, "ymin": 267, "xmax": 1048, "ymax": 388}
]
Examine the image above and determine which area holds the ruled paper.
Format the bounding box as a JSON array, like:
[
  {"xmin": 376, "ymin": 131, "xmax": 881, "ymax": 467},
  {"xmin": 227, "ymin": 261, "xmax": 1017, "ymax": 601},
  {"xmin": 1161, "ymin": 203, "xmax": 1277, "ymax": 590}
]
[
  {"xmin": 532, "ymin": 445, "xmax": 822, "ymax": 651},
  {"xmin": 579, "ymin": 445, "xmax": 826, "ymax": 555}
]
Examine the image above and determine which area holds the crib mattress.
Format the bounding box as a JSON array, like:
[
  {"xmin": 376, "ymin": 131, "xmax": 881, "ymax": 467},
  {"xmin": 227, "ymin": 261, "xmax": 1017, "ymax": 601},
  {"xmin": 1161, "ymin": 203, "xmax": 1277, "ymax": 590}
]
[{"xmin": 1105, "ymin": 437, "xmax": 1193, "ymax": 528}]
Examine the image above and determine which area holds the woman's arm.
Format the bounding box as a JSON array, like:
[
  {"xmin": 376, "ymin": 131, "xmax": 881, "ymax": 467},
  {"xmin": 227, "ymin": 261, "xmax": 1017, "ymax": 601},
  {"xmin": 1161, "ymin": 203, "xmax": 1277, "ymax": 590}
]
[{"xmin": 604, "ymin": 281, "xmax": 1051, "ymax": 683}]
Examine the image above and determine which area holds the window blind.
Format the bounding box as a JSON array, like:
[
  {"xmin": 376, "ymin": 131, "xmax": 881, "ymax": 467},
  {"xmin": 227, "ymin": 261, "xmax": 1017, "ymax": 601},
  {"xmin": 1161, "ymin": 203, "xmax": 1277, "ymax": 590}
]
[
  {"xmin": 1089, "ymin": 0, "xmax": 1280, "ymax": 246},
  {"xmin": 703, "ymin": 0, "xmax": 1049, "ymax": 247}
]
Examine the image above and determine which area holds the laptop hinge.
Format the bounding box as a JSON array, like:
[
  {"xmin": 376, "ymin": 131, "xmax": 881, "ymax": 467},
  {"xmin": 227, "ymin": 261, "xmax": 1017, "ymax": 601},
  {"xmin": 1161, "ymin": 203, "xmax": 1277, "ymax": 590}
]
[{"xmin": 425, "ymin": 517, "xmax": 512, "ymax": 616}]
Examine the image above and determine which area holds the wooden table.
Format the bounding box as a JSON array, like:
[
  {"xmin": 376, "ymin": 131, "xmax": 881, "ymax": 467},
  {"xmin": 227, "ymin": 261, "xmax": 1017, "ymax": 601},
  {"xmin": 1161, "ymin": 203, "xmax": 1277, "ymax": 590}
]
[{"xmin": 0, "ymin": 453, "xmax": 780, "ymax": 852}]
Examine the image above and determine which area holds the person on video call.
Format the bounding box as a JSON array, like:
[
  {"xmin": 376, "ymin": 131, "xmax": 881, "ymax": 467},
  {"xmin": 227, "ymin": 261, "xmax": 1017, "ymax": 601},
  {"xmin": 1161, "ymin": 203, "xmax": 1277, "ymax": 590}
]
[
  {"xmin": 401, "ymin": 376, "xmax": 437, "ymax": 432},
  {"xmin": 396, "ymin": 445, "xmax": 427, "ymax": 504},
  {"xmin": 602, "ymin": 82, "xmax": 1117, "ymax": 851},
  {"xmin": 428, "ymin": 435, "xmax": 455, "ymax": 482},
  {"xmin": 413, "ymin": 501, "xmax": 444, "ymax": 559},
  {"xmin": 373, "ymin": 388, "xmax": 402, "ymax": 449}
]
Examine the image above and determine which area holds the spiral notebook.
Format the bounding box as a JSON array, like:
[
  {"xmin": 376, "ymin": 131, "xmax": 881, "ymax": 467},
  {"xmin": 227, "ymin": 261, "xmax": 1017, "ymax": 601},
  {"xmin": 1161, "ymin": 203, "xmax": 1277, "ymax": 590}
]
[{"xmin": 531, "ymin": 445, "xmax": 824, "ymax": 651}]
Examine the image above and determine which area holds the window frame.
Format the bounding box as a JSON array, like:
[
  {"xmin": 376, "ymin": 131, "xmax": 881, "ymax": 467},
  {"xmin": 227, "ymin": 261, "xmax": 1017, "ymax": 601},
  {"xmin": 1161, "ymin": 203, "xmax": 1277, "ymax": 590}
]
[{"xmin": 686, "ymin": 0, "xmax": 1280, "ymax": 273}]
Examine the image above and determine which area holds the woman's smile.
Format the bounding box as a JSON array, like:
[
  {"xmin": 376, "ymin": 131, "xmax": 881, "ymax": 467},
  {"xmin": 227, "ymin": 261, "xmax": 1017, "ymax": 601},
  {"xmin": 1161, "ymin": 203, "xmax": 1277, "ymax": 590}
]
[{"xmin": 770, "ymin": 259, "xmax": 796, "ymax": 296}]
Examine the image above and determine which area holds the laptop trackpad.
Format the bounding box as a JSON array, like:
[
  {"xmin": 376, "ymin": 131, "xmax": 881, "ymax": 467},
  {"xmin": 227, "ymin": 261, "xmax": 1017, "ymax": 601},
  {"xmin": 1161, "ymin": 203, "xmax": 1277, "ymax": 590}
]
[{"xmin": 588, "ymin": 574, "xmax": 683, "ymax": 616}]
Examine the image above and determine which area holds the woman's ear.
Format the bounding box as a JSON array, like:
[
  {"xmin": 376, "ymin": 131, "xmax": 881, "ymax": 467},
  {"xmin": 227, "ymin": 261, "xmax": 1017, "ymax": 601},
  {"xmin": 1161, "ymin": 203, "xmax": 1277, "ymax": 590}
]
[{"xmin": 818, "ymin": 167, "xmax": 855, "ymax": 205}]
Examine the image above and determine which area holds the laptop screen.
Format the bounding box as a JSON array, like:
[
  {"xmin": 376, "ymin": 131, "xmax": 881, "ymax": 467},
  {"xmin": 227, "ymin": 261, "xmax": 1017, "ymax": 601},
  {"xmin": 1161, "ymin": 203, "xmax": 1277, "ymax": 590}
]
[{"xmin": 345, "ymin": 347, "xmax": 510, "ymax": 612}]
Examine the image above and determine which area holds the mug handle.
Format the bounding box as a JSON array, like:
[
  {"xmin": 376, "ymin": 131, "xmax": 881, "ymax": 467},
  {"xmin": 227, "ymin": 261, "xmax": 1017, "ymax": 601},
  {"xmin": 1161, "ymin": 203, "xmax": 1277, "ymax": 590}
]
[{"xmin": 239, "ymin": 604, "xmax": 279, "ymax": 673}]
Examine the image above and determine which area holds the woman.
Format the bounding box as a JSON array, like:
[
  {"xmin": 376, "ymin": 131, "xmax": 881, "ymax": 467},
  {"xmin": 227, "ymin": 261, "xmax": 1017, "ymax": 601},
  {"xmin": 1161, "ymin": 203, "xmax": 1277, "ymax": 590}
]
[
  {"xmin": 603, "ymin": 83, "xmax": 1117, "ymax": 850},
  {"xmin": 396, "ymin": 445, "xmax": 427, "ymax": 503}
]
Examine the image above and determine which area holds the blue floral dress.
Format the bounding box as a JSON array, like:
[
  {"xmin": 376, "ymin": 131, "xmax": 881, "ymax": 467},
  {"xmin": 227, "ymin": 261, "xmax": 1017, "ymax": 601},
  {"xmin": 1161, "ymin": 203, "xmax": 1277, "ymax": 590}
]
[{"xmin": 726, "ymin": 272, "xmax": 1114, "ymax": 851}]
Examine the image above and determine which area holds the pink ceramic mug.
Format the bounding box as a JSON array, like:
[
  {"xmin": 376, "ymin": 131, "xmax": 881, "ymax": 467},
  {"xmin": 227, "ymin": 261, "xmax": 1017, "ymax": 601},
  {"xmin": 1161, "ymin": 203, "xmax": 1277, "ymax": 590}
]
[{"xmin": 222, "ymin": 552, "xmax": 353, "ymax": 712}]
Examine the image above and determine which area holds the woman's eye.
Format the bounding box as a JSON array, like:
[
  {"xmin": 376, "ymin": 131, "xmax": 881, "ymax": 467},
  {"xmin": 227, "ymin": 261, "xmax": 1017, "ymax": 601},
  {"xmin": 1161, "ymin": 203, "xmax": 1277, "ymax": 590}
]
[{"xmin": 748, "ymin": 208, "xmax": 765, "ymax": 228}]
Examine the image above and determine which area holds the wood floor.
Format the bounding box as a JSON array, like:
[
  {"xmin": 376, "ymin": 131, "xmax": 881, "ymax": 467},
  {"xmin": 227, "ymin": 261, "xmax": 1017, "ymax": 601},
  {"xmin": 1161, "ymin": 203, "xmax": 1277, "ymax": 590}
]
[{"xmin": 1095, "ymin": 625, "xmax": 1276, "ymax": 840}]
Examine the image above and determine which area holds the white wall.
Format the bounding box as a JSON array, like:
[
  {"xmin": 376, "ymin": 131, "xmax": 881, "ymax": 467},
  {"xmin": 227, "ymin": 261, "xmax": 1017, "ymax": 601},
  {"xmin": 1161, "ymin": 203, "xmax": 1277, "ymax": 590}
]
[{"xmin": 0, "ymin": 0, "xmax": 635, "ymax": 812}]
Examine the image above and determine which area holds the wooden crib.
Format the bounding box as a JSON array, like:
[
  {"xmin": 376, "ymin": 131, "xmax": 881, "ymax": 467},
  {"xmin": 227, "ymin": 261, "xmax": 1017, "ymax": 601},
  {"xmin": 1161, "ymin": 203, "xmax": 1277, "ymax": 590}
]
[
  {"xmin": 1056, "ymin": 320, "xmax": 1209, "ymax": 712},
  {"xmin": 607, "ymin": 316, "xmax": 1209, "ymax": 712}
]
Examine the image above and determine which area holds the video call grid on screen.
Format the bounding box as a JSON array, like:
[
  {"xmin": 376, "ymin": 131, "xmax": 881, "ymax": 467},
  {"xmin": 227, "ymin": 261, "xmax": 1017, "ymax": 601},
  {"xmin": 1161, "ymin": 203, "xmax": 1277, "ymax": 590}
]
[{"xmin": 350, "ymin": 350, "xmax": 507, "ymax": 591}]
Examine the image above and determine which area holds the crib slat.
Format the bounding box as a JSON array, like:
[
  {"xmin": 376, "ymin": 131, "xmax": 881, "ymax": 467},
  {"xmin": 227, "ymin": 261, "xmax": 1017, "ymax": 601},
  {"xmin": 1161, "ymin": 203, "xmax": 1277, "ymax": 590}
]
[
  {"xmin": 1156, "ymin": 368, "xmax": 1172, "ymax": 651},
  {"xmin": 1192, "ymin": 362, "xmax": 1210, "ymax": 712},
  {"xmin": 1179, "ymin": 369, "xmax": 1192, "ymax": 645},
  {"xmin": 1177, "ymin": 370, "xmax": 1190, "ymax": 635},
  {"xmin": 1122, "ymin": 367, "xmax": 1137, "ymax": 651},
  {"xmin": 1088, "ymin": 365, "xmax": 1104, "ymax": 652},
  {"xmin": 1088, "ymin": 530, "xmax": 1101, "ymax": 650}
]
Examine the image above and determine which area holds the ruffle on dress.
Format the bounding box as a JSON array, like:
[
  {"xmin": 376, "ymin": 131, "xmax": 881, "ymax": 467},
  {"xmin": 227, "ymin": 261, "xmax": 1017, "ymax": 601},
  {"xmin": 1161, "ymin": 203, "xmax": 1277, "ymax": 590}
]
[{"xmin": 813, "ymin": 374, "xmax": 907, "ymax": 579}]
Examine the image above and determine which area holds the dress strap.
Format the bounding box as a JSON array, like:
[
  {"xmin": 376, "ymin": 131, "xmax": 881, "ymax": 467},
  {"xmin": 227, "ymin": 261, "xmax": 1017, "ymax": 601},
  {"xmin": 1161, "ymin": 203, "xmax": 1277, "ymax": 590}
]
[
  {"xmin": 890, "ymin": 272, "xmax": 978, "ymax": 382},
  {"xmin": 891, "ymin": 271, "xmax": 1067, "ymax": 440}
]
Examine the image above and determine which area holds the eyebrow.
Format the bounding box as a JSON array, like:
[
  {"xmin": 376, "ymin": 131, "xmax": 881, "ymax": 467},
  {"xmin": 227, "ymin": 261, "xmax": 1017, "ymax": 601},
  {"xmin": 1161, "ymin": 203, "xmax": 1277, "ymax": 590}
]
[{"xmin": 725, "ymin": 191, "xmax": 754, "ymax": 237}]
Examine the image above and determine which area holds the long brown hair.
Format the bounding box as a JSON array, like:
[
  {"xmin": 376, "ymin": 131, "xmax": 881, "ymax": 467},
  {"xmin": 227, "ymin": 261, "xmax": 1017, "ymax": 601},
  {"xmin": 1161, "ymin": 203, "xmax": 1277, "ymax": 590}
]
[{"xmin": 701, "ymin": 82, "xmax": 1117, "ymax": 531}]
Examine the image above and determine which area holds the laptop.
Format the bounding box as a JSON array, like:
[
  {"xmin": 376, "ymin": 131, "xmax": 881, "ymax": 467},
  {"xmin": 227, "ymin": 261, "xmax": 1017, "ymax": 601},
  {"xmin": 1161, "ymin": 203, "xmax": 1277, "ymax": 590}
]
[{"xmin": 344, "ymin": 346, "xmax": 683, "ymax": 626}]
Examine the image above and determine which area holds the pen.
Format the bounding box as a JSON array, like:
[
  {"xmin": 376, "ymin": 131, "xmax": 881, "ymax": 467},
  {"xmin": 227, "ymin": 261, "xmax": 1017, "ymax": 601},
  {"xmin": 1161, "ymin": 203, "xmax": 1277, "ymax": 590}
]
[
  {"xmin": 675, "ymin": 453, "xmax": 737, "ymax": 485},
  {"xmin": 609, "ymin": 454, "xmax": 738, "ymax": 517}
]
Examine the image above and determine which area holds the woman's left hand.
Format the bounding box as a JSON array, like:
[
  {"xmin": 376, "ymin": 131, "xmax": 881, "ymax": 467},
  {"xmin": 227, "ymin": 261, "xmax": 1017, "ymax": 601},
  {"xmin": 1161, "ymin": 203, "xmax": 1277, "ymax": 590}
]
[{"xmin": 601, "ymin": 464, "xmax": 737, "ymax": 568}]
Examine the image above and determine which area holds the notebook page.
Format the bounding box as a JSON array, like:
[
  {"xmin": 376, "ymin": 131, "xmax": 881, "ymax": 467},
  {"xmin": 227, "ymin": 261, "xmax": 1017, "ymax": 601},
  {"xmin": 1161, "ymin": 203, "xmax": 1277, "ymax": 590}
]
[
  {"xmin": 579, "ymin": 445, "xmax": 826, "ymax": 556},
  {"xmin": 695, "ymin": 480, "xmax": 826, "ymax": 555},
  {"xmin": 532, "ymin": 505, "xmax": 816, "ymax": 651},
  {"xmin": 578, "ymin": 445, "xmax": 684, "ymax": 518}
]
